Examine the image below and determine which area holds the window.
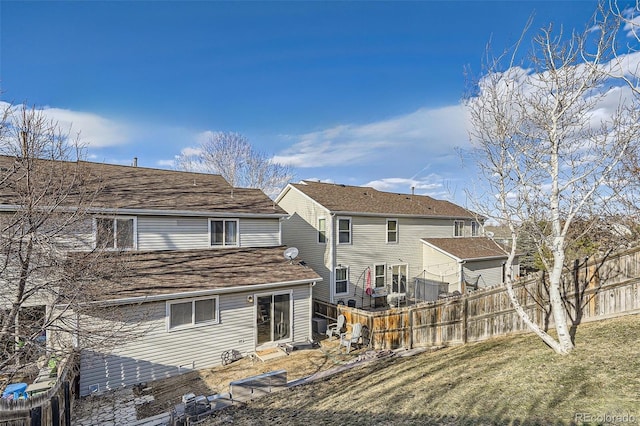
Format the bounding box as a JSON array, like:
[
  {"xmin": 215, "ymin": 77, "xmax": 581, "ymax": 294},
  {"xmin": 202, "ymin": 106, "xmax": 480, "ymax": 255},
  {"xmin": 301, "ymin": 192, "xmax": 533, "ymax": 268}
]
[
  {"xmin": 335, "ymin": 266, "xmax": 348, "ymax": 295},
  {"xmin": 318, "ymin": 218, "xmax": 326, "ymax": 244},
  {"xmin": 386, "ymin": 219, "xmax": 398, "ymax": 243},
  {"xmin": 95, "ymin": 217, "xmax": 136, "ymax": 249},
  {"xmin": 374, "ymin": 264, "xmax": 386, "ymax": 288},
  {"xmin": 454, "ymin": 220, "xmax": 464, "ymax": 237},
  {"xmin": 209, "ymin": 219, "xmax": 239, "ymax": 247},
  {"xmin": 168, "ymin": 296, "xmax": 218, "ymax": 330},
  {"xmin": 471, "ymin": 221, "xmax": 479, "ymax": 237},
  {"xmin": 338, "ymin": 218, "xmax": 351, "ymax": 244}
]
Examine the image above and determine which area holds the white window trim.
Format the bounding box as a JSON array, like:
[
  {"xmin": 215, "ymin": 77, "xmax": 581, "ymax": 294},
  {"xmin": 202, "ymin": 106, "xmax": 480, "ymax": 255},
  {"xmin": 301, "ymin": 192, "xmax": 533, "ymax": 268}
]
[
  {"xmin": 454, "ymin": 220, "xmax": 464, "ymax": 237},
  {"xmin": 208, "ymin": 218, "xmax": 240, "ymax": 247},
  {"xmin": 337, "ymin": 217, "xmax": 352, "ymax": 245},
  {"xmin": 166, "ymin": 296, "xmax": 219, "ymax": 332},
  {"xmin": 334, "ymin": 265, "xmax": 350, "ymax": 296},
  {"xmin": 317, "ymin": 217, "xmax": 327, "ymax": 244},
  {"xmin": 373, "ymin": 263, "xmax": 386, "ymax": 288},
  {"xmin": 471, "ymin": 221, "xmax": 479, "ymax": 237},
  {"xmin": 386, "ymin": 219, "xmax": 398, "ymax": 244},
  {"xmin": 93, "ymin": 215, "xmax": 138, "ymax": 250}
]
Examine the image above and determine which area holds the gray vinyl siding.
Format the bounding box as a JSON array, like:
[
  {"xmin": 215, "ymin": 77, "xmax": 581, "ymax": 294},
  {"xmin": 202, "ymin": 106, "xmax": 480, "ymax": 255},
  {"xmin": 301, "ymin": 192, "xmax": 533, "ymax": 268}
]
[
  {"xmin": 291, "ymin": 285, "xmax": 313, "ymax": 342},
  {"xmin": 137, "ymin": 216, "xmax": 208, "ymax": 250},
  {"xmin": 464, "ymin": 260, "xmax": 505, "ymax": 288},
  {"xmin": 278, "ymin": 191, "xmax": 332, "ymax": 302},
  {"xmin": 422, "ymin": 244, "xmax": 461, "ymax": 291},
  {"xmin": 239, "ymin": 218, "xmax": 280, "ymax": 247},
  {"xmin": 55, "ymin": 218, "xmax": 94, "ymax": 251},
  {"xmin": 136, "ymin": 216, "xmax": 281, "ymax": 251},
  {"xmin": 334, "ymin": 217, "xmax": 454, "ymax": 307},
  {"xmin": 79, "ymin": 284, "xmax": 312, "ymax": 396}
]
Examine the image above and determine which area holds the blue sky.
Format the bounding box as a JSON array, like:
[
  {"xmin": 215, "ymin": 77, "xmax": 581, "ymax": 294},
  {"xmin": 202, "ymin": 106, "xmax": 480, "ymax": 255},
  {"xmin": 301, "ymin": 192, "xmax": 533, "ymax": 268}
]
[{"xmin": 0, "ymin": 1, "xmax": 607, "ymax": 203}]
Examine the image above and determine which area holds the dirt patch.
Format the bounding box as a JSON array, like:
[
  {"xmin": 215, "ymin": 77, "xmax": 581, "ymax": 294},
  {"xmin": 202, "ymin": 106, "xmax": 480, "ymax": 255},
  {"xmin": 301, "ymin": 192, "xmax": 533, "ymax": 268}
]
[{"xmin": 135, "ymin": 337, "xmax": 361, "ymax": 419}]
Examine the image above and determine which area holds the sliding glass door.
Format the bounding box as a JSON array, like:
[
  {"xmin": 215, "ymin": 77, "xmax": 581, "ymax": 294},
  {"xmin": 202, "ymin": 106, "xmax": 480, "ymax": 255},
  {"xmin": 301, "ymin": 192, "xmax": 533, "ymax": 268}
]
[{"xmin": 256, "ymin": 292, "xmax": 291, "ymax": 346}]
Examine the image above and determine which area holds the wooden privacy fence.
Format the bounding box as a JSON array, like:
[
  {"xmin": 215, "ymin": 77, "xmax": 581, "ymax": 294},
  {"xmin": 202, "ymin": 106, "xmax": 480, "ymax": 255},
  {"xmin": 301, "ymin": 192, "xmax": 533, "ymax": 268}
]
[
  {"xmin": 0, "ymin": 355, "xmax": 77, "ymax": 426},
  {"xmin": 336, "ymin": 246, "xmax": 640, "ymax": 350}
]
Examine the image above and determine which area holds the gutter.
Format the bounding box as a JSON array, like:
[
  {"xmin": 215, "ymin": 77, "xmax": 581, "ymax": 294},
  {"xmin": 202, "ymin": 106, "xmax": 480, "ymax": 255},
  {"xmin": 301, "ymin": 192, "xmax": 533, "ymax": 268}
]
[
  {"xmin": 0, "ymin": 205, "xmax": 288, "ymax": 219},
  {"xmin": 326, "ymin": 210, "xmax": 475, "ymax": 220}
]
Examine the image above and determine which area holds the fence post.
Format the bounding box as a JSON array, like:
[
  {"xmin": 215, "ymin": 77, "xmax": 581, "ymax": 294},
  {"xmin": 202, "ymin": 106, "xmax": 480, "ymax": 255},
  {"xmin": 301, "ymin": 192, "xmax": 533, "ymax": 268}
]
[
  {"xmin": 64, "ymin": 382, "xmax": 71, "ymax": 426},
  {"xmin": 30, "ymin": 405, "xmax": 42, "ymax": 426},
  {"xmin": 462, "ymin": 296, "xmax": 468, "ymax": 344},
  {"xmin": 408, "ymin": 308, "xmax": 414, "ymax": 349},
  {"xmin": 51, "ymin": 395, "xmax": 60, "ymax": 426}
]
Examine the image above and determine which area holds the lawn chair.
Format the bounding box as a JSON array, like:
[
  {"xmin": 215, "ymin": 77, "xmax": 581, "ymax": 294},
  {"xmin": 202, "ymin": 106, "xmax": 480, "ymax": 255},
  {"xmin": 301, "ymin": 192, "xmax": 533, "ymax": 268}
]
[
  {"xmin": 326, "ymin": 314, "xmax": 346, "ymax": 340},
  {"xmin": 339, "ymin": 323, "xmax": 363, "ymax": 353}
]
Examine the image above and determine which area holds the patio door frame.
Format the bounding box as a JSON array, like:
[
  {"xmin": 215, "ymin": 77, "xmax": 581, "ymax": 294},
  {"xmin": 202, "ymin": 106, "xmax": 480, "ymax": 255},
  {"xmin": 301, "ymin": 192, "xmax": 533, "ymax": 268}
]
[
  {"xmin": 389, "ymin": 263, "xmax": 409, "ymax": 294},
  {"xmin": 255, "ymin": 289, "xmax": 293, "ymax": 350}
]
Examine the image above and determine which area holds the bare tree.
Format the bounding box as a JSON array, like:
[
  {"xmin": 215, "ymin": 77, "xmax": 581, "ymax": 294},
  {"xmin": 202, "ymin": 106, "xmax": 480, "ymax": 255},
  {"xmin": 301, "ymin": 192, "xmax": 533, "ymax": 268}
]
[
  {"xmin": 0, "ymin": 103, "xmax": 136, "ymax": 384},
  {"xmin": 175, "ymin": 132, "xmax": 293, "ymax": 198},
  {"xmin": 465, "ymin": 6, "xmax": 640, "ymax": 354}
]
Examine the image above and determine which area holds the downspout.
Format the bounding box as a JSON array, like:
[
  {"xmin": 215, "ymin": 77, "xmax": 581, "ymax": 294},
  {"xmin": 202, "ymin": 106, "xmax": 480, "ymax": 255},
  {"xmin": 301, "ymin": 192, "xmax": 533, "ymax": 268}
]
[{"xmin": 309, "ymin": 281, "xmax": 315, "ymax": 340}]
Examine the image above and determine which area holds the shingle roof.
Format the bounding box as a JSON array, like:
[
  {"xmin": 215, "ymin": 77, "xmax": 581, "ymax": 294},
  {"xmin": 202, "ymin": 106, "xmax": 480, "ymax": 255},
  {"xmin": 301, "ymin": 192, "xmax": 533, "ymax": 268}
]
[
  {"xmin": 287, "ymin": 181, "xmax": 476, "ymax": 218},
  {"xmin": 421, "ymin": 237, "xmax": 509, "ymax": 261},
  {"xmin": 0, "ymin": 155, "xmax": 285, "ymax": 215},
  {"xmin": 69, "ymin": 246, "xmax": 321, "ymax": 302}
]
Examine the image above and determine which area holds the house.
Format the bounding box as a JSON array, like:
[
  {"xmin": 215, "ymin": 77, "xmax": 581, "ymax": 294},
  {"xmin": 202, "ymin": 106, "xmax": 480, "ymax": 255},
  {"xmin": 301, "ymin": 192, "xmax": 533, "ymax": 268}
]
[
  {"xmin": 0, "ymin": 155, "xmax": 320, "ymax": 396},
  {"xmin": 276, "ymin": 181, "xmax": 516, "ymax": 309}
]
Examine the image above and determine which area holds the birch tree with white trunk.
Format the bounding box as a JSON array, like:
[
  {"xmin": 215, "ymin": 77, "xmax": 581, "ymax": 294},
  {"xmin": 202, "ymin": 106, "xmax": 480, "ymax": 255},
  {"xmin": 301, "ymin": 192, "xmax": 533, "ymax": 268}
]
[{"xmin": 465, "ymin": 5, "xmax": 640, "ymax": 354}]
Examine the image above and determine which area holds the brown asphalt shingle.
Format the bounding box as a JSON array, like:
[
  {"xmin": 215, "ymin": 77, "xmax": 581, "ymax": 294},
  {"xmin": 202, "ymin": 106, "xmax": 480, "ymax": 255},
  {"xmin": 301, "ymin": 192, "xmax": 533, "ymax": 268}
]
[
  {"xmin": 0, "ymin": 155, "xmax": 285, "ymax": 215},
  {"xmin": 71, "ymin": 246, "xmax": 321, "ymax": 301},
  {"xmin": 422, "ymin": 237, "xmax": 509, "ymax": 260},
  {"xmin": 288, "ymin": 180, "xmax": 476, "ymax": 218}
]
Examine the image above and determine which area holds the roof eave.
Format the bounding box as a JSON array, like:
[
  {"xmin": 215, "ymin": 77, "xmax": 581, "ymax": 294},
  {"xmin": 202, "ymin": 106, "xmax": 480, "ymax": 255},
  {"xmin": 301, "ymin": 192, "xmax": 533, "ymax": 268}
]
[
  {"xmin": 328, "ymin": 210, "xmax": 477, "ymax": 220},
  {"xmin": 0, "ymin": 205, "xmax": 288, "ymax": 218},
  {"xmin": 62, "ymin": 277, "xmax": 323, "ymax": 307}
]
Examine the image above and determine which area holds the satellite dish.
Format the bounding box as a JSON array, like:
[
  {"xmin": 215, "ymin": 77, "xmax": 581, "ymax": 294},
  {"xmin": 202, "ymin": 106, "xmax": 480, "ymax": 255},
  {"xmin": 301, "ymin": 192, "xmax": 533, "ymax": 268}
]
[
  {"xmin": 486, "ymin": 231, "xmax": 495, "ymax": 238},
  {"xmin": 283, "ymin": 247, "xmax": 299, "ymax": 261}
]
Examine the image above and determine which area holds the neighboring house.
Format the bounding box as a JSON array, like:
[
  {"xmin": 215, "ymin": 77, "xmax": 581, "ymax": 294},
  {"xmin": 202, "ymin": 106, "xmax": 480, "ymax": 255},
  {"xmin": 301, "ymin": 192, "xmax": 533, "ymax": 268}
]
[
  {"xmin": 0, "ymin": 156, "xmax": 320, "ymax": 396},
  {"xmin": 276, "ymin": 181, "xmax": 516, "ymax": 309},
  {"xmin": 421, "ymin": 237, "xmax": 519, "ymax": 291}
]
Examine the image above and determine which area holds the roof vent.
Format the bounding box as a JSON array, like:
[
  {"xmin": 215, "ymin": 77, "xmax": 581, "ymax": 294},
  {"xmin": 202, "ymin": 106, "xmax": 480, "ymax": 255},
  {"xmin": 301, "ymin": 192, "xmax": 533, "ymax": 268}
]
[{"xmin": 132, "ymin": 157, "xmax": 138, "ymax": 167}]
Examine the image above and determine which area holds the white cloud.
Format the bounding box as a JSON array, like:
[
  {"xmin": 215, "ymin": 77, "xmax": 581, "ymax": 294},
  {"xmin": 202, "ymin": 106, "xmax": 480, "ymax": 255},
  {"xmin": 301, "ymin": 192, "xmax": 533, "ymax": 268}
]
[
  {"xmin": 0, "ymin": 101, "xmax": 132, "ymax": 148},
  {"xmin": 299, "ymin": 177, "xmax": 335, "ymax": 184},
  {"xmin": 43, "ymin": 107, "xmax": 131, "ymax": 148},
  {"xmin": 273, "ymin": 105, "xmax": 470, "ymax": 168},
  {"xmin": 623, "ymin": 10, "xmax": 640, "ymax": 39},
  {"xmin": 364, "ymin": 175, "xmax": 451, "ymax": 200},
  {"xmin": 195, "ymin": 130, "xmax": 215, "ymax": 145},
  {"xmin": 179, "ymin": 146, "xmax": 202, "ymax": 157},
  {"xmin": 156, "ymin": 159, "xmax": 176, "ymax": 167}
]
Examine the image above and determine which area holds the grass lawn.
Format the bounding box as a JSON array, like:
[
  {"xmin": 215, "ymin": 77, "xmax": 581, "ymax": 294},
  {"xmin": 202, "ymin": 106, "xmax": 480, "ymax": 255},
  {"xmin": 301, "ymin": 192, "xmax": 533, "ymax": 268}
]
[{"xmin": 203, "ymin": 314, "xmax": 640, "ymax": 425}]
